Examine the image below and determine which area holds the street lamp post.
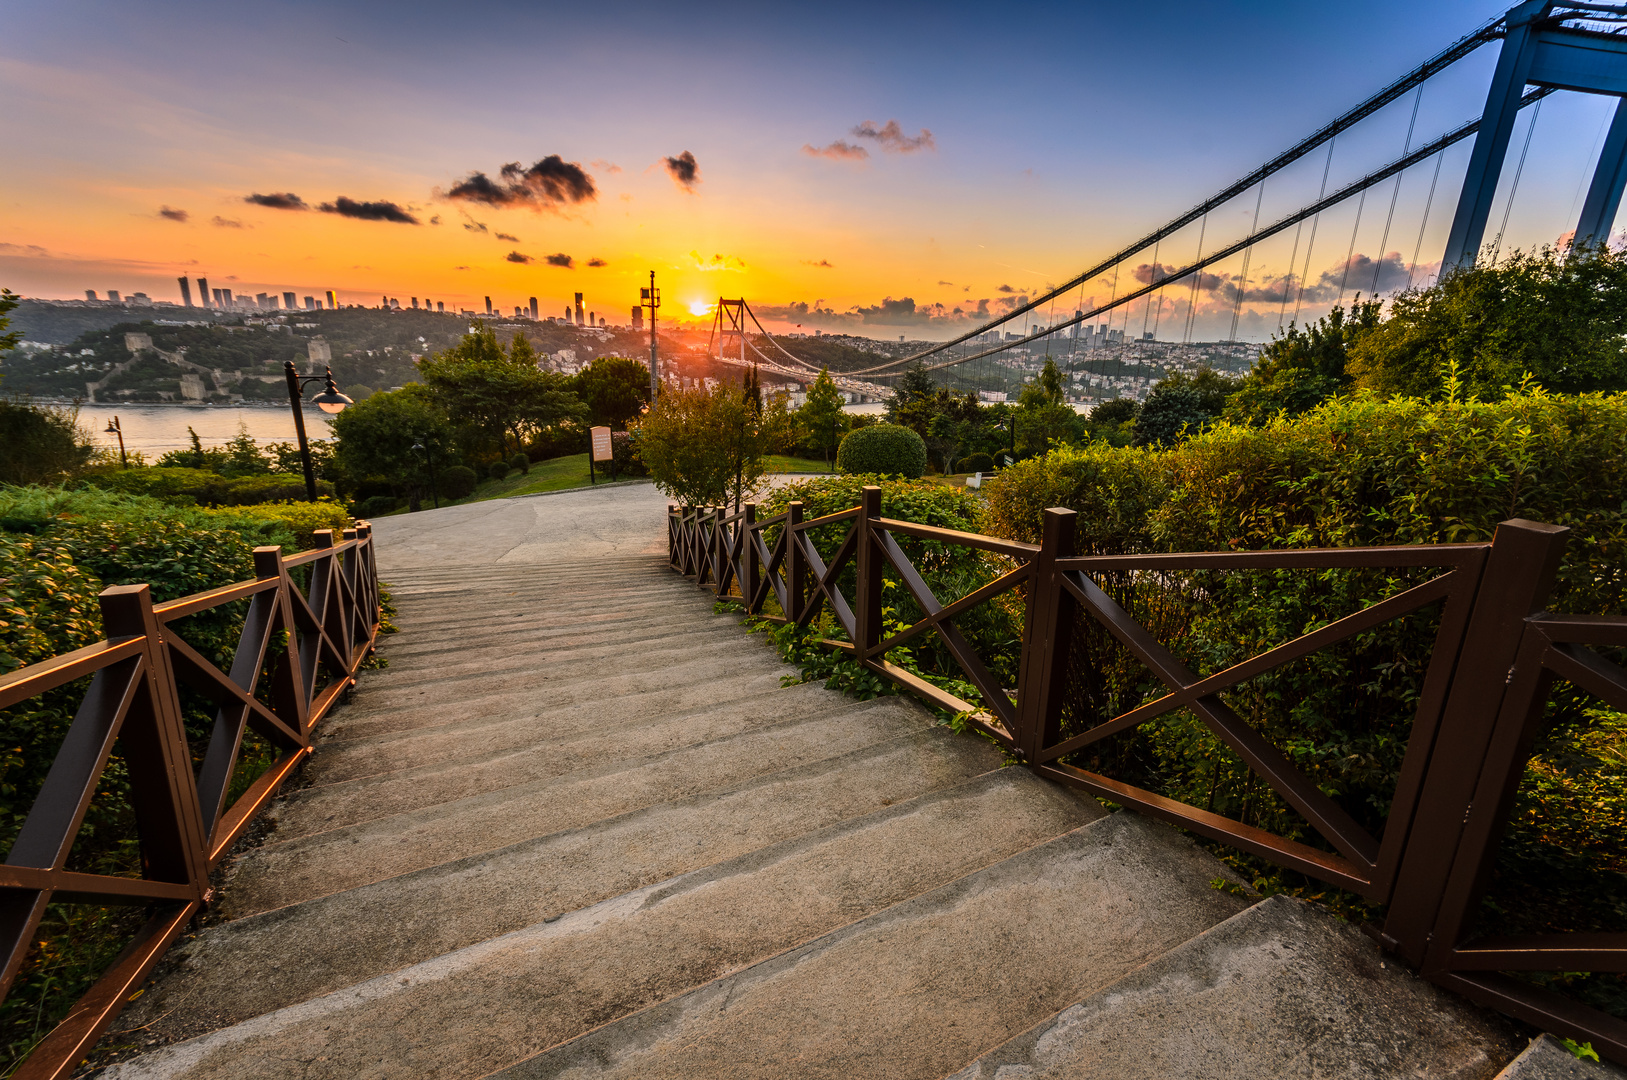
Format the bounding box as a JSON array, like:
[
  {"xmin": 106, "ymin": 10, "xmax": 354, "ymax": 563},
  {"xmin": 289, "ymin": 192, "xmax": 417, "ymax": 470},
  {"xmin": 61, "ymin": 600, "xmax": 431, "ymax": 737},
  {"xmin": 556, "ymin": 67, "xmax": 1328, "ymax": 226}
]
[
  {"xmin": 104, "ymin": 416, "xmax": 127, "ymax": 468},
  {"xmin": 283, "ymin": 362, "xmax": 352, "ymax": 501},
  {"xmin": 412, "ymin": 441, "xmax": 439, "ymax": 509}
]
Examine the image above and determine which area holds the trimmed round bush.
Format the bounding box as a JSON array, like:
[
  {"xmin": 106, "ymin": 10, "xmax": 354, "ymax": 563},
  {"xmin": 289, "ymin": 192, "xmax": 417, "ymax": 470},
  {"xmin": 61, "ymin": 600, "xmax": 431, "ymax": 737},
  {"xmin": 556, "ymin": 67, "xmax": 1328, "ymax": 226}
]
[
  {"xmin": 438, "ymin": 465, "xmax": 478, "ymax": 499},
  {"xmin": 956, "ymin": 452, "xmax": 994, "ymax": 474},
  {"xmin": 835, "ymin": 424, "xmax": 926, "ymax": 479},
  {"xmin": 509, "ymin": 452, "xmax": 530, "ymax": 475},
  {"xmin": 356, "ymin": 495, "xmax": 400, "ymax": 518},
  {"xmin": 487, "ymin": 461, "xmax": 510, "ymax": 481}
]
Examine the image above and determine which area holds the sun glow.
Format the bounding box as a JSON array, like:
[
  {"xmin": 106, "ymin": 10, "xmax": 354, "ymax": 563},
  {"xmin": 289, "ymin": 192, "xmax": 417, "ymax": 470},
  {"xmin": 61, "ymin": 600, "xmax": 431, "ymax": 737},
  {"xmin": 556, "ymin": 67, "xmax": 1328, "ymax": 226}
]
[{"xmin": 688, "ymin": 300, "xmax": 715, "ymax": 317}]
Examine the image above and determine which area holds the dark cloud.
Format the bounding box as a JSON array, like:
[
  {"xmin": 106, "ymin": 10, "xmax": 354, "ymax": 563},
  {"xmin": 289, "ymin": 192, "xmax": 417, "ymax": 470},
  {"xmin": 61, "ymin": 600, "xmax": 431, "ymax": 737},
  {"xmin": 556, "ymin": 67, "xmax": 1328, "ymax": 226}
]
[
  {"xmin": 664, "ymin": 151, "xmax": 700, "ymax": 192},
  {"xmin": 586, "ymin": 257, "xmax": 607, "ymax": 267},
  {"xmin": 495, "ymin": 231, "xmax": 520, "ymax": 242},
  {"xmin": 802, "ymin": 259, "xmax": 834, "ymax": 268},
  {"xmin": 851, "ymin": 120, "xmax": 935, "ymax": 154},
  {"xmin": 244, "ymin": 192, "xmax": 308, "ymax": 210},
  {"xmin": 545, "ymin": 253, "xmax": 573, "ymax": 268},
  {"xmin": 803, "ymin": 141, "xmax": 868, "ymax": 161},
  {"xmin": 506, "ymin": 251, "xmax": 533, "ymax": 264},
  {"xmin": 996, "ymin": 284, "xmax": 1015, "ymax": 293},
  {"xmin": 158, "ymin": 206, "xmax": 189, "ymax": 222},
  {"xmin": 937, "ymin": 280, "xmax": 953, "ymax": 286},
  {"xmin": 462, "ymin": 214, "xmax": 488, "ymax": 233},
  {"xmin": 429, "ymin": 215, "xmax": 442, "ymax": 225},
  {"xmin": 692, "ymin": 251, "xmax": 746, "ymax": 271},
  {"xmin": 453, "ymin": 265, "xmax": 471, "ymax": 270},
  {"xmin": 446, "ymin": 155, "xmax": 597, "ymax": 210},
  {"xmin": 319, "ymin": 197, "xmax": 419, "ymax": 224},
  {"xmin": 211, "ymin": 216, "xmax": 245, "ymax": 228}
]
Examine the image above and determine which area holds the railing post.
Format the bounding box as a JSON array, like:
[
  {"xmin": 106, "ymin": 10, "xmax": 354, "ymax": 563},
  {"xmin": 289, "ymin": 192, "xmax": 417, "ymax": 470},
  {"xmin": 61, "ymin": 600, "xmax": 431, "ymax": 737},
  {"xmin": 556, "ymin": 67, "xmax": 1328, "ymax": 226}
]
[
  {"xmin": 711, "ymin": 507, "xmax": 726, "ymax": 594},
  {"xmin": 1017, "ymin": 507, "xmax": 1078, "ymax": 763},
  {"xmin": 787, "ymin": 501, "xmax": 806, "ymax": 622},
  {"xmin": 743, "ymin": 503, "xmax": 760, "ymax": 612},
  {"xmin": 856, "ymin": 486, "xmax": 883, "ymax": 658},
  {"xmin": 1382, "ymin": 518, "xmax": 1569, "ymax": 966},
  {"xmin": 668, "ymin": 504, "xmax": 678, "ymax": 567}
]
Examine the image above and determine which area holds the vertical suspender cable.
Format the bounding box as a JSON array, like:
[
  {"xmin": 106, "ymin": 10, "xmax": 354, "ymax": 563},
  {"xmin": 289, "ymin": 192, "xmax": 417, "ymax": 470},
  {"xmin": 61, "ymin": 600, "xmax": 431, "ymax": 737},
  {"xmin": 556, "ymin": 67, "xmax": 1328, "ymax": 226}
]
[
  {"xmin": 1408, "ymin": 151, "xmax": 1446, "ymax": 287},
  {"xmin": 1184, "ymin": 213, "xmax": 1208, "ymax": 343},
  {"xmin": 1372, "ymin": 85, "xmax": 1425, "ymax": 297},
  {"xmin": 1491, "ymin": 96, "xmax": 1543, "ymax": 263},
  {"xmin": 1337, "ymin": 186, "xmax": 1369, "ymax": 304},
  {"xmin": 1231, "ymin": 181, "xmax": 1266, "ymax": 341},
  {"xmin": 1295, "ymin": 138, "xmax": 1337, "ymax": 323}
]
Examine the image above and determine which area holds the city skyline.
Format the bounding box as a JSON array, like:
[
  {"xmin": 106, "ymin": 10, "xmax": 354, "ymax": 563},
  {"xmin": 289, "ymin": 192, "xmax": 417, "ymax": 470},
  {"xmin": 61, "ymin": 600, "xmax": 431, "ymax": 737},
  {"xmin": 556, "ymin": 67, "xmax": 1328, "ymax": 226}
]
[{"xmin": 2, "ymin": 0, "xmax": 1617, "ymax": 342}]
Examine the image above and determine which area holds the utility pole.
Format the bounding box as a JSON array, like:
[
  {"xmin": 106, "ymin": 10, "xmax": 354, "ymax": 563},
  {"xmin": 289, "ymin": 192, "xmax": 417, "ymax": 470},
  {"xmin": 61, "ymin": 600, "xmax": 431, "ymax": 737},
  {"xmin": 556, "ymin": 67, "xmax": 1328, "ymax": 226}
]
[{"xmin": 642, "ymin": 272, "xmax": 661, "ymax": 403}]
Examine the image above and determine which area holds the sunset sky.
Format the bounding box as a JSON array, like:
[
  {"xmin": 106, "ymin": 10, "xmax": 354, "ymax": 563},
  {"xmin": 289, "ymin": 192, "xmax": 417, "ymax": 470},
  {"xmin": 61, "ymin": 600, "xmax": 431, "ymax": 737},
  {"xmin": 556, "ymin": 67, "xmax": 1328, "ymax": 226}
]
[{"xmin": 2, "ymin": 0, "xmax": 1618, "ymax": 340}]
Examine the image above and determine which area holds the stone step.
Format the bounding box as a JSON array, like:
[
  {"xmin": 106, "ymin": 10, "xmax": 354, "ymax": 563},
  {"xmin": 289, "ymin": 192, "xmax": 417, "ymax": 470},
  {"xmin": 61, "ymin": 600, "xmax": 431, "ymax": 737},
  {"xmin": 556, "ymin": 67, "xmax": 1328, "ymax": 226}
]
[
  {"xmin": 484, "ymin": 810, "xmax": 1253, "ymax": 1080},
  {"xmin": 142, "ymin": 715, "xmax": 1001, "ymax": 1036},
  {"xmin": 103, "ymin": 768, "xmax": 1101, "ymax": 1078},
  {"xmin": 273, "ymin": 693, "xmax": 925, "ymax": 841},
  {"xmin": 948, "ymin": 893, "xmax": 1522, "ymax": 1080},
  {"xmin": 302, "ymin": 676, "xmax": 844, "ymax": 788},
  {"xmin": 1496, "ymin": 1036, "xmax": 1627, "ymax": 1079}
]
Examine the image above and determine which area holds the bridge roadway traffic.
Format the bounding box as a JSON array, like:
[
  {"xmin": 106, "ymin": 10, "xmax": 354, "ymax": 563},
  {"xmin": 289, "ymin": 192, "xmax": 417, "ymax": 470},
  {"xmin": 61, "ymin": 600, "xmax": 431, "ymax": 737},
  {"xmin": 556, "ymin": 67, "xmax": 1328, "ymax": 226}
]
[{"xmin": 94, "ymin": 481, "xmax": 1548, "ymax": 1079}]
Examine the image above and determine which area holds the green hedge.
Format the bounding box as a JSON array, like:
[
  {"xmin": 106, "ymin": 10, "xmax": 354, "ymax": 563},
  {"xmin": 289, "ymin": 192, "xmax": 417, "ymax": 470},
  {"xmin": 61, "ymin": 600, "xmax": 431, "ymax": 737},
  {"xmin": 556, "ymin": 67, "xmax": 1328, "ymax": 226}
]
[
  {"xmin": 81, "ymin": 466, "xmax": 335, "ymax": 506},
  {"xmin": 836, "ymin": 424, "xmax": 927, "ymax": 478}
]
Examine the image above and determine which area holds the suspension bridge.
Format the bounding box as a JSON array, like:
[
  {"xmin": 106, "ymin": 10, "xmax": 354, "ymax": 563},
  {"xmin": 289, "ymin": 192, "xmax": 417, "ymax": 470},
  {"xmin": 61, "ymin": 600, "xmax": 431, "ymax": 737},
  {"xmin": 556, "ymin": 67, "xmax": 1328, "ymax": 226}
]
[{"xmin": 698, "ymin": 0, "xmax": 1627, "ymax": 405}]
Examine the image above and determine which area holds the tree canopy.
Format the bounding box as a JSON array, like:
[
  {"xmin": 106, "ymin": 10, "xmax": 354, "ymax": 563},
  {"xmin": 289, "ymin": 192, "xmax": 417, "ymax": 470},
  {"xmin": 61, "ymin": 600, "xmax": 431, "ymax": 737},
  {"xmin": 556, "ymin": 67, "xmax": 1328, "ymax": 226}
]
[
  {"xmin": 574, "ymin": 355, "xmax": 650, "ymax": 430},
  {"xmin": 417, "ymin": 327, "xmax": 586, "ymax": 456}
]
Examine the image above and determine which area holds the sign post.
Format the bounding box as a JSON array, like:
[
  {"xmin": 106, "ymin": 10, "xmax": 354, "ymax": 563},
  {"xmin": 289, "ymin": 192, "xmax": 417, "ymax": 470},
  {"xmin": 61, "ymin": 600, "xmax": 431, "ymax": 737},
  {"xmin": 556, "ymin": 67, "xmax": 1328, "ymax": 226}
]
[{"xmin": 591, "ymin": 425, "xmax": 614, "ymax": 484}]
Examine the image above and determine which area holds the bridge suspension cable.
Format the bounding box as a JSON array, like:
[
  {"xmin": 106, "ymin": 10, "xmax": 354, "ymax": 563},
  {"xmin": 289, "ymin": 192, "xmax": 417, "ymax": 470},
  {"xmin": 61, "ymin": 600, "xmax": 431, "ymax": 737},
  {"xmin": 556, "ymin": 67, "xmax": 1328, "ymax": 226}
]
[{"xmin": 834, "ymin": 10, "xmax": 1509, "ymax": 377}]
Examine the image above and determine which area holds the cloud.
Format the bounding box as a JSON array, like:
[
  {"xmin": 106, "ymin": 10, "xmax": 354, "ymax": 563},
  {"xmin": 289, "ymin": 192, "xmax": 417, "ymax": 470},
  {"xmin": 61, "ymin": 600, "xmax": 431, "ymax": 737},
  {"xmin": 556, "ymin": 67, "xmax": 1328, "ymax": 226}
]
[
  {"xmin": 0, "ymin": 242, "xmax": 49, "ymax": 256},
  {"xmin": 996, "ymin": 284, "xmax": 1015, "ymax": 293},
  {"xmin": 664, "ymin": 151, "xmax": 700, "ymax": 192},
  {"xmin": 545, "ymin": 253, "xmax": 573, "ymax": 268},
  {"xmin": 937, "ymin": 280, "xmax": 953, "ymax": 286},
  {"xmin": 446, "ymin": 155, "xmax": 597, "ymax": 210},
  {"xmin": 429, "ymin": 215, "xmax": 441, "ymax": 225},
  {"xmin": 319, "ymin": 196, "xmax": 418, "ymax": 224},
  {"xmin": 495, "ymin": 231, "xmax": 520, "ymax": 242},
  {"xmin": 506, "ymin": 251, "xmax": 534, "ymax": 264},
  {"xmin": 591, "ymin": 159, "xmax": 622, "ymax": 175},
  {"xmin": 453, "ymin": 265, "xmax": 471, "ymax": 270},
  {"xmin": 692, "ymin": 251, "xmax": 746, "ymax": 272},
  {"xmin": 586, "ymin": 257, "xmax": 607, "ymax": 267},
  {"xmin": 244, "ymin": 192, "xmax": 308, "ymax": 210},
  {"xmin": 802, "ymin": 259, "xmax": 834, "ymax": 268},
  {"xmin": 802, "ymin": 140, "xmax": 868, "ymax": 161},
  {"xmin": 212, "ymin": 216, "xmax": 245, "ymax": 228},
  {"xmin": 158, "ymin": 206, "xmax": 189, "ymax": 222},
  {"xmin": 461, "ymin": 213, "xmax": 488, "ymax": 233},
  {"xmin": 852, "ymin": 120, "xmax": 935, "ymax": 154}
]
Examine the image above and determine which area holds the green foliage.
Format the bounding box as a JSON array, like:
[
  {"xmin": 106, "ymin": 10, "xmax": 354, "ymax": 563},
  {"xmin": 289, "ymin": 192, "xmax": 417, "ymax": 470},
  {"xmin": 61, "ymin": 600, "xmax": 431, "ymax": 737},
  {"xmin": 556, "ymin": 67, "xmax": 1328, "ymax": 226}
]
[
  {"xmin": 1134, "ymin": 367, "xmax": 1241, "ymax": 447},
  {"xmin": 573, "ymin": 355, "xmax": 650, "ymax": 430},
  {"xmin": 0, "ymin": 401, "xmax": 98, "ymax": 485},
  {"xmin": 1226, "ymin": 302, "xmax": 1379, "ymax": 424},
  {"xmin": 957, "ymin": 452, "xmax": 994, "ymax": 473},
  {"xmin": 81, "ymin": 466, "xmax": 334, "ymax": 505},
  {"xmin": 0, "ymin": 289, "xmax": 21, "ymax": 354},
  {"xmin": 356, "ymin": 495, "xmax": 400, "ymax": 517},
  {"xmin": 488, "ymin": 461, "xmax": 510, "ymax": 481},
  {"xmin": 836, "ymin": 424, "xmax": 927, "ymax": 478},
  {"xmin": 328, "ymin": 382, "xmax": 456, "ymax": 506},
  {"xmin": 508, "ymin": 452, "xmax": 530, "ymax": 475},
  {"xmin": 640, "ymin": 383, "xmax": 770, "ymax": 509},
  {"xmin": 1348, "ymin": 244, "xmax": 1627, "ymax": 400},
  {"xmin": 797, "ymin": 367, "xmax": 847, "ymax": 468},
  {"xmin": 223, "ymin": 500, "xmax": 353, "ymax": 544},
  {"xmin": 438, "ymin": 465, "xmax": 478, "ymax": 499},
  {"xmin": 610, "ymin": 430, "xmax": 645, "ymax": 477},
  {"xmin": 417, "ymin": 327, "xmax": 587, "ymax": 457}
]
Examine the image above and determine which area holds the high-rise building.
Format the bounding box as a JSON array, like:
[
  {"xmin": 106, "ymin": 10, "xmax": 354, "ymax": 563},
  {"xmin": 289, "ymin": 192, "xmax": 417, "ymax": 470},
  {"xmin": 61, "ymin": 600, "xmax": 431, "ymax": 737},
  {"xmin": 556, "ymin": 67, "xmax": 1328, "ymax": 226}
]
[
  {"xmin": 85, "ymin": 290, "xmax": 97, "ymax": 301},
  {"xmin": 574, "ymin": 292, "xmax": 584, "ymax": 326},
  {"xmin": 178, "ymin": 277, "xmax": 193, "ymax": 307},
  {"xmin": 211, "ymin": 288, "xmax": 223, "ymax": 306},
  {"xmin": 304, "ymin": 296, "xmax": 315, "ymax": 310},
  {"xmin": 411, "ymin": 297, "xmax": 419, "ymax": 309},
  {"xmin": 528, "ymin": 296, "xmax": 538, "ymax": 319},
  {"xmin": 632, "ymin": 305, "xmax": 643, "ymax": 331},
  {"xmin": 325, "ymin": 290, "xmax": 337, "ymax": 310},
  {"xmin": 599, "ymin": 316, "xmax": 606, "ymax": 329},
  {"xmin": 484, "ymin": 296, "xmax": 493, "ymax": 315},
  {"xmin": 283, "ymin": 292, "xmax": 296, "ymax": 310},
  {"xmin": 107, "ymin": 290, "xmax": 121, "ymax": 302},
  {"xmin": 588, "ymin": 311, "xmax": 595, "ymax": 327},
  {"xmin": 437, "ymin": 301, "xmax": 445, "ymax": 313},
  {"xmin": 255, "ymin": 292, "xmax": 270, "ymax": 309},
  {"xmin": 198, "ymin": 277, "xmax": 211, "ymax": 308},
  {"xmin": 221, "ymin": 288, "xmax": 233, "ymax": 306},
  {"xmin": 564, "ymin": 305, "xmax": 571, "ymax": 320}
]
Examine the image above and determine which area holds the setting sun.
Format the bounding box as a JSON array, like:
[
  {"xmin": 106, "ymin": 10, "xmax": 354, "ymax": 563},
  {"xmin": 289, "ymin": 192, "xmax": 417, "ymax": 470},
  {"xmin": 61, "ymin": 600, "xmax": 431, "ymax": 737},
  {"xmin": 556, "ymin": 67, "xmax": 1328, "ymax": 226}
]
[{"xmin": 687, "ymin": 300, "xmax": 715, "ymax": 318}]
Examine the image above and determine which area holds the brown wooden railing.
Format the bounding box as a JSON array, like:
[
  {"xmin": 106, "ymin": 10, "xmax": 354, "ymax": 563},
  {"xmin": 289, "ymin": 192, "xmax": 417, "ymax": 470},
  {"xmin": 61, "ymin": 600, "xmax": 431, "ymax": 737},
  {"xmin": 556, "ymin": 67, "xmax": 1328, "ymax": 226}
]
[
  {"xmin": 0, "ymin": 524, "xmax": 380, "ymax": 1079},
  {"xmin": 670, "ymin": 491, "xmax": 1627, "ymax": 1062}
]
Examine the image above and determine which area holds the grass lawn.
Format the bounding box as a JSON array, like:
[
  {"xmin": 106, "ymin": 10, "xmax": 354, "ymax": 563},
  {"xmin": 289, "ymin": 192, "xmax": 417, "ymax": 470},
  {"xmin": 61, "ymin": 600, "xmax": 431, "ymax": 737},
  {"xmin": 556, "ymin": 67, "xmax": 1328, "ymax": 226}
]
[
  {"xmin": 763, "ymin": 454, "xmax": 836, "ymax": 474},
  {"xmin": 443, "ymin": 454, "xmax": 642, "ymax": 506}
]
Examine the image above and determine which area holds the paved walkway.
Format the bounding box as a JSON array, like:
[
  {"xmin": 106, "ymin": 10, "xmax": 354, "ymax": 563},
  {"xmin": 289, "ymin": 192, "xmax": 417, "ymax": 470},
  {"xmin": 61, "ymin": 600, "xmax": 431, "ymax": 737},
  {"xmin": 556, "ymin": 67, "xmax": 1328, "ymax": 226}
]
[{"xmin": 97, "ymin": 485, "xmax": 1538, "ymax": 1080}]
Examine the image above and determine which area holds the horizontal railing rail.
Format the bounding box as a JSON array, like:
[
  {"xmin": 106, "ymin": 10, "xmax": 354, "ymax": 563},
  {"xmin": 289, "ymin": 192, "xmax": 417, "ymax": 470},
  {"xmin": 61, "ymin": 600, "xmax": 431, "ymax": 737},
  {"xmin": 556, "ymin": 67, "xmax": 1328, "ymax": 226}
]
[
  {"xmin": 0, "ymin": 523, "xmax": 382, "ymax": 1079},
  {"xmin": 667, "ymin": 492, "xmax": 1627, "ymax": 1062}
]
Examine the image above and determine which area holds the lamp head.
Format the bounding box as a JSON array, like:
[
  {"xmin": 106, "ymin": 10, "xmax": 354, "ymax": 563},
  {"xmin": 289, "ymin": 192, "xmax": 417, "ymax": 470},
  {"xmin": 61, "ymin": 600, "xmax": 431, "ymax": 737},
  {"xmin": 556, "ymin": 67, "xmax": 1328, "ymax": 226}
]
[
  {"xmin": 311, "ymin": 367, "xmax": 353, "ymax": 414},
  {"xmin": 104, "ymin": 420, "xmax": 118, "ymax": 434},
  {"xmin": 411, "ymin": 442, "xmax": 425, "ymax": 452}
]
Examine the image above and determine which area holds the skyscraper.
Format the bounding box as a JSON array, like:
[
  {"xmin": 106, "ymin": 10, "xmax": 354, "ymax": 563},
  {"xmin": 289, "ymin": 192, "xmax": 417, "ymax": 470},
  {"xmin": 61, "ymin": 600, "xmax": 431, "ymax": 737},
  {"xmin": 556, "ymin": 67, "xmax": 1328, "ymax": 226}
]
[
  {"xmin": 411, "ymin": 297, "xmax": 419, "ymax": 309},
  {"xmin": 107, "ymin": 290, "xmax": 121, "ymax": 302},
  {"xmin": 632, "ymin": 305, "xmax": 643, "ymax": 331},
  {"xmin": 198, "ymin": 277, "xmax": 210, "ymax": 308},
  {"xmin": 325, "ymin": 290, "xmax": 337, "ymax": 310},
  {"xmin": 564, "ymin": 306, "xmax": 571, "ymax": 320},
  {"xmin": 221, "ymin": 289, "xmax": 233, "ymax": 307},
  {"xmin": 283, "ymin": 292, "xmax": 296, "ymax": 310},
  {"xmin": 85, "ymin": 290, "xmax": 97, "ymax": 301},
  {"xmin": 437, "ymin": 301, "xmax": 445, "ymax": 313},
  {"xmin": 574, "ymin": 292, "xmax": 584, "ymax": 326},
  {"xmin": 178, "ymin": 277, "xmax": 193, "ymax": 307},
  {"xmin": 485, "ymin": 296, "xmax": 493, "ymax": 315},
  {"xmin": 528, "ymin": 296, "xmax": 538, "ymax": 320},
  {"xmin": 304, "ymin": 297, "xmax": 316, "ymax": 310}
]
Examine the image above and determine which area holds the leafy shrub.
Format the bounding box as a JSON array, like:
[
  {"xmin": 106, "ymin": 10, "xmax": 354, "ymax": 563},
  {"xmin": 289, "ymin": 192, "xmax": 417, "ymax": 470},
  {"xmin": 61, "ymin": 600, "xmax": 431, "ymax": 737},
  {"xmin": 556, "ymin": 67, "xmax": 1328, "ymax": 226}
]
[
  {"xmin": 0, "ymin": 401, "xmax": 98, "ymax": 485},
  {"xmin": 508, "ymin": 453, "xmax": 529, "ymax": 475},
  {"xmin": 956, "ymin": 452, "xmax": 994, "ymax": 474},
  {"xmin": 221, "ymin": 500, "xmax": 353, "ymax": 546},
  {"xmin": 488, "ymin": 461, "xmax": 510, "ymax": 481},
  {"xmin": 836, "ymin": 424, "xmax": 927, "ymax": 478},
  {"xmin": 357, "ymin": 495, "xmax": 400, "ymax": 518},
  {"xmin": 610, "ymin": 430, "xmax": 645, "ymax": 477},
  {"xmin": 439, "ymin": 465, "xmax": 478, "ymax": 499},
  {"xmin": 82, "ymin": 466, "xmax": 334, "ymax": 506}
]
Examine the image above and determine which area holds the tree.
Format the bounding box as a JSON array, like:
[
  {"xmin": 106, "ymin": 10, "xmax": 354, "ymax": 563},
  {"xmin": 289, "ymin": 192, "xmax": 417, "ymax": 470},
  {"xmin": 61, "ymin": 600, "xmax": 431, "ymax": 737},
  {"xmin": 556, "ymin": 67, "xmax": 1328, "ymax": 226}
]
[
  {"xmin": 1014, "ymin": 359, "xmax": 1080, "ymax": 457},
  {"xmin": 418, "ymin": 327, "xmax": 587, "ymax": 458},
  {"xmin": 1085, "ymin": 397, "xmax": 1140, "ymax": 446},
  {"xmin": 1134, "ymin": 367, "xmax": 1241, "ymax": 446},
  {"xmin": 574, "ymin": 356, "xmax": 650, "ymax": 430},
  {"xmin": 0, "ymin": 400, "xmax": 97, "ymax": 485},
  {"xmin": 0, "ymin": 288, "xmax": 20, "ymax": 354},
  {"xmin": 887, "ymin": 362, "xmax": 937, "ymax": 421},
  {"xmin": 639, "ymin": 383, "xmax": 769, "ymax": 511},
  {"xmin": 329, "ymin": 384, "xmax": 457, "ymax": 510},
  {"xmin": 799, "ymin": 368, "xmax": 847, "ymax": 471},
  {"xmin": 1347, "ymin": 244, "xmax": 1627, "ymax": 399},
  {"xmin": 1225, "ymin": 301, "xmax": 1380, "ymax": 424}
]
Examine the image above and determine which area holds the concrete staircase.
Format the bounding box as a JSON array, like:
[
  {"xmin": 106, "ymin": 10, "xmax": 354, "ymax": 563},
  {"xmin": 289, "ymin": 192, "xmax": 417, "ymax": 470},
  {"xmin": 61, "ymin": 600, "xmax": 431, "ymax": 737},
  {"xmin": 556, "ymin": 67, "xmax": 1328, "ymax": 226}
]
[{"xmin": 96, "ymin": 554, "xmax": 1553, "ymax": 1079}]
